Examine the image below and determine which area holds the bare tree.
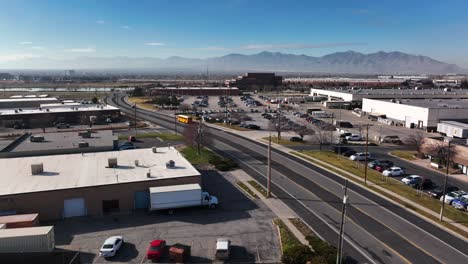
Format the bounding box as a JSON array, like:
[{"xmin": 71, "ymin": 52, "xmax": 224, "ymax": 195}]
[
  {"xmin": 423, "ymin": 139, "xmax": 457, "ymax": 167},
  {"xmin": 182, "ymin": 122, "xmax": 211, "ymax": 154},
  {"xmin": 178, "ymin": 103, "xmax": 191, "ymax": 113},
  {"xmin": 310, "ymin": 124, "xmax": 331, "ymax": 150},
  {"xmin": 404, "ymin": 130, "xmax": 425, "ymax": 157},
  {"xmin": 294, "ymin": 126, "xmax": 315, "ymax": 141}
]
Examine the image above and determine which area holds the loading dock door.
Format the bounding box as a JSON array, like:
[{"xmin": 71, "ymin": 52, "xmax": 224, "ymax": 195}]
[
  {"xmin": 134, "ymin": 191, "xmax": 150, "ymax": 209},
  {"xmin": 63, "ymin": 198, "xmax": 86, "ymax": 218}
]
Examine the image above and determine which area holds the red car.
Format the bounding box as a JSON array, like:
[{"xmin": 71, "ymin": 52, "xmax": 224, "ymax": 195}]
[{"xmin": 147, "ymin": 240, "xmax": 166, "ymax": 260}]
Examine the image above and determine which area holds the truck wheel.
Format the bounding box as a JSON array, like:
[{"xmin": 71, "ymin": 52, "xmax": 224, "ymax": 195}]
[{"xmin": 210, "ymin": 204, "xmax": 217, "ymax": 209}]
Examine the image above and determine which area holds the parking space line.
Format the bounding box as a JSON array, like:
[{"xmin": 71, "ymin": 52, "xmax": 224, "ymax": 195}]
[{"xmin": 139, "ymin": 255, "xmax": 146, "ymax": 264}]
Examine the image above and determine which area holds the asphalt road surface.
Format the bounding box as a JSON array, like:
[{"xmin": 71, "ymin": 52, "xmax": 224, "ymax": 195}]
[{"xmin": 108, "ymin": 94, "xmax": 468, "ymax": 264}]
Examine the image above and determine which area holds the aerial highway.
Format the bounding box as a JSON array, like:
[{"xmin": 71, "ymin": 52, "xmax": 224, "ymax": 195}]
[{"xmin": 108, "ymin": 94, "xmax": 468, "ymax": 264}]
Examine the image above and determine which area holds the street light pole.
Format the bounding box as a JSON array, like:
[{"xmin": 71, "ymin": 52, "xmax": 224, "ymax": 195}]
[
  {"xmin": 440, "ymin": 140, "xmax": 452, "ymax": 221},
  {"xmin": 336, "ymin": 179, "xmax": 349, "ymax": 264},
  {"xmin": 267, "ymin": 134, "xmax": 272, "ymax": 198},
  {"xmin": 277, "ymin": 105, "xmax": 281, "ymax": 143}
]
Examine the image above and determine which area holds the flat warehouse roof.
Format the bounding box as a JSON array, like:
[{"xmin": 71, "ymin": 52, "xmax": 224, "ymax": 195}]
[
  {"xmin": 0, "ymin": 97, "xmax": 58, "ymax": 102},
  {"xmin": 312, "ymin": 88, "xmax": 468, "ymax": 95},
  {"xmin": 439, "ymin": 121, "xmax": 468, "ymax": 128},
  {"xmin": 0, "ymin": 147, "xmax": 200, "ymax": 196},
  {"xmin": 11, "ymin": 130, "xmax": 116, "ymax": 152},
  {"xmin": 380, "ymin": 99, "xmax": 468, "ymax": 108},
  {"xmin": 0, "ymin": 226, "xmax": 53, "ymax": 237},
  {"xmin": 0, "ymin": 104, "xmax": 119, "ymax": 115}
]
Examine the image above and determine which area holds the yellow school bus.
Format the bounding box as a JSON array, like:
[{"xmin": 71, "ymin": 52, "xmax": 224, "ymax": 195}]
[{"xmin": 177, "ymin": 114, "xmax": 192, "ymax": 124}]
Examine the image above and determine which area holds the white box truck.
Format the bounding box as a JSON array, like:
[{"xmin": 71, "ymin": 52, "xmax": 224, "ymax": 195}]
[
  {"xmin": 0, "ymin": 226, "xmax": 55, "ymax": 253},
  {"xmin": 149, "ymin": 184, "xmax": 218, "ymax": 211}
]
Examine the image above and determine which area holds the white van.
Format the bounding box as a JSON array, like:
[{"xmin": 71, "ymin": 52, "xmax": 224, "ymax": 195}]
[{"xmin": 215, "ymin": 238, "xmax": 231, "ymax": 260}]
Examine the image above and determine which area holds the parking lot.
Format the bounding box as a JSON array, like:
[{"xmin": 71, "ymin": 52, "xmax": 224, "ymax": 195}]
[{"xmin": 52, "ymin": 170, "xmax": 281, "ymax": 263}]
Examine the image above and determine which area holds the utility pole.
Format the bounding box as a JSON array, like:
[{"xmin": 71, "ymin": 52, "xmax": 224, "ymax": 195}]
[
  {"xmin": 267, "ymin": 134, "xmax": 272, "ymax": 198},
  {"xmin": 336, "ymin": 179, "xmax": 349, "ymax": 264},
  {"xmin": 174, "ymin": 109, "xmax": 177, "ymax": 134},
  {"xmin": 133, "ymin": 104, "xmax": 137, "ymax": 136},
  {"xmin": 330, "ymin": 113, "xmax": 335, "ymax": 149},
  {"xmin": 440, "ymin": 140, "xmax": 452, "ymax": 221},
  {"xmin": 197, "ymin": 120, "xmax": 204, "ymax": 156},
  {"xmin": 364, "ymin": 124, "xmax": 369, "ymax": 185},
  {"xmin": 277, "ymin": 106, "xmax": 281, "ymax": 143}
]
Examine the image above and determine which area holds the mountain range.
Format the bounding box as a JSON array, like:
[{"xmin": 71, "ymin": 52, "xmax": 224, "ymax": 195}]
[{"xmin": 1, "ymin": 51, "xmax": 465, "ymax": 74}]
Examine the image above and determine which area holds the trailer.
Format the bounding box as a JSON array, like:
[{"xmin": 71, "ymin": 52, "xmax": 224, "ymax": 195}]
[
  {"xmin": 0, "ymin": 214, "xmax": 39, "ymax": 229},
  {"xmin": 149, "ymin": 184, "xmax": 218, "ymax": 211},
  {"xmin": 0, "ymin": 226, "xmax": 54, "ymax": 253}
]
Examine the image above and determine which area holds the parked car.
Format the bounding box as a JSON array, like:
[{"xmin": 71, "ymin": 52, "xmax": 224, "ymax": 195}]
[
  {"xmin": 427, "ymin": 186, "xmax": 459, "ymax": 199},
  {"xmin": 375, "ymin": 164, "xmax": 393, "ymax": 172},
  {"xmin": 55, "ymin": 123, "xmax": 70, "ymax": 129},
  {"xmin": 245, "ymin": 124, "xmax": 260, "ymax": 130},
  {"xmin": 441, "ymin": 191, "xmax": 467, "ymax": 205},
  {"xmin": 382, "ymin": 167, "xmax": 405, "ymax": 177},
  {"xmin": 401, "ymin": 175, "xmax": 422, "ymax": 186},
  {"xmin": 342, "ymin": 150, "xmax": 356, "ymax": 157},
  {"xmin": 30, "ymin": 135, "xmax": 45, "ymax": 142},
  {"xmin": 451, "ymin": 195, "xmax": 468, "ymax": 211},
  {"xmin": 368, "ymin": 160, "xmax": 394, "ymax": 169},
  {"xmin": 290, "ymin": 136, "xmax": 303, "ymax": 142},
  {"xmin": 100, "ymin": 236, "xmax": 124, "ymax": 258},
  {"xmin": 339, "ymin": 132, "xmax": 352, "ymax": 139},
  {"xmin": 345, "ymin": 134, "xmax": 362, "ymax": 141},
  {"xmin": 349, "ymin": 152, "xmax": 371, "ymax": 161},
  {"xmin": 120, "ymin": 144, "xmax": 136, "ymax": 150},
  {"xmin": 147, "ymin": 240, "xmax": 166, "ymax": 260}
]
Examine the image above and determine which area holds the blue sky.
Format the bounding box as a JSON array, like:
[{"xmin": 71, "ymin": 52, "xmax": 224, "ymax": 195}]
[{"xmin": 1, "ymin": 0, "xmax": 468, "ymax": 67}]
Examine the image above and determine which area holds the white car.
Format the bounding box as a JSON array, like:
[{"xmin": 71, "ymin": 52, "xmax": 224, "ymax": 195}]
[
  {"xmin": 100, "ymin": 236, "xmax": 124, "ymax": 258},
  {"xmin": 382, "ymin": 167, "xmax": 405, "ymax": 177},
  {"xmin": 440, "ymin": 191, "xmax": 467, "ymax": 205},
  {"xmin": 401, "ymin": 175, "xmax": 421, "ymax": 185},
  {"xmin": 349, "ymin": 152, "xmax": 371, "ymax": 161},
  {"xmin": 345, "ymin": 134, "xmax": 362, "ymax": 141}
]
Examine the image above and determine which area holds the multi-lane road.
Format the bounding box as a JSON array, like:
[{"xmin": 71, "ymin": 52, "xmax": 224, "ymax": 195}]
[{"xmin": 108, "ymin": 94, "xmax": 468, "ymax": 264}]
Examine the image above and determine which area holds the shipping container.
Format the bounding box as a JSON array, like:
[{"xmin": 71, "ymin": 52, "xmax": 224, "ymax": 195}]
[
  {"xmin": 0, "ymin": 226, "xmax": 54, "ymax": 253},
  {"xmin": 0, "ymin": 214, "xmax": 39, "ymax": 228}
]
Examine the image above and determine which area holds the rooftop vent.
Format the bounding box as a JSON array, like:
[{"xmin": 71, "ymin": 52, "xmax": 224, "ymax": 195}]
[
  {"xmin": 108, "ymin": 158, "xmax": 118, "ymax": 168},
  {"xmin": 134, "ymin": 160, "xmax": 139, "ymax": 167},
  {"xmin": 166, "ymin": 160, "xmax": 175, "ymax": 168},
  {"xmin": 31, "ymin": 163, "xmax": 44, "ymax": 175},
  {"xmin": 152, "ymin": 147, "xmax": 157, "ymax": 153},
  {"xmin": 146, "ymin": 169, "xmax": 151, "ymax": 178}
]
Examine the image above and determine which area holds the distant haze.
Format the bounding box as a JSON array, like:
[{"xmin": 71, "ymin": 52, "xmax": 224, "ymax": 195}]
[{"xmin": 0, "ymin": 51, "xmax": 465, "ymax": 75}]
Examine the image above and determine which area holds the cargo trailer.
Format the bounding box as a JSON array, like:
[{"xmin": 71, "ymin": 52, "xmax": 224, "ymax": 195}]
[{"xmin": 0, "ymin": 226, "xmax": 54, "ymax": 253}]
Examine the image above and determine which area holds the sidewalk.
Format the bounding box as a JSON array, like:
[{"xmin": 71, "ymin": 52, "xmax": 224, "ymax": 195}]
[{"xmin": 223, "ymin": 169, "xmax": 310, "ymax": 245}]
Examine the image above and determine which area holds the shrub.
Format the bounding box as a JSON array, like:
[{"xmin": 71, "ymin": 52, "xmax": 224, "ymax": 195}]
[
  {"xmin": 208, "ymin": 155, "xmax": 238, "ymax": 171},
  {"xmin": 306, "ymin": 236, "xmax": 337, "ymax": 264},
  {"xmin": 281, "ymin": 244, "xmax": 314, "ymax": 264}
]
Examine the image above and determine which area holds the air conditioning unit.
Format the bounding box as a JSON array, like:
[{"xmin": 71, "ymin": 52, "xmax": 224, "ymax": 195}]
[
  {"xmin": 31, "ymin": 163, "xmax": 44, "ymax": 175},
  {"xmin": 108, "ymin": 158, "xmax": 118, "ymax": 168},
  {"xmin": 166, "ymin": 160, "xmax": 175, "ymax": 168}
]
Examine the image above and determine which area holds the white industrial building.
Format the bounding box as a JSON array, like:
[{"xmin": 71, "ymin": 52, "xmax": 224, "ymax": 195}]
[
  {"xmin": 437, "ymin": 121, "xmax": 468, "ymax": 138},
  {"xmin": 310, "ymin": 88, "xmax": 468, "ymax": 103},
  {"xmin": 362, "ymin": 99, "xmax": 468, "ymax": 131}
]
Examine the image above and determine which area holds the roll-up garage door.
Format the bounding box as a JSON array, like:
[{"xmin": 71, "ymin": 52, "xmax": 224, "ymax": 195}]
[{"xmin": 63, "ymin": 198, "xmax": 86, "ymax": 218}]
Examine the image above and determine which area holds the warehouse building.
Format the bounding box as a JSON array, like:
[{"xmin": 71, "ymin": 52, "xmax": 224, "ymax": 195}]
[
  {"xmin": 0, "ymin": 103, "xmax": 120, "ymax": 128},
  {"xmin": 0, "ymin": 147, "xmax": 201, "ymax": 221},
  {"xmin": 226, "ymin": 73, "xmax": 282, "ymax": 91},
  {"xmin": 310, "ymin": 88, "xmax": 468, "ymax": 104},
  {"xmin": 362, "ymin": 98, "xmax": 468, "ymax": 131},
  {"xmin": 150, "ymin": 87, "xmax": 239, "ymax": 96},
  {"xmin": 0, "ymin": 97, "xmax": 59, "ymax": 109},
  {"xmin": 0, "ymin": 130, "xmax": 118, "ymax": 158}
]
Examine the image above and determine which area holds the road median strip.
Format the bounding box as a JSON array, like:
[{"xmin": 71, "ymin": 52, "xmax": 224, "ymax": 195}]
[{"xmin": 236, "ymin": 181, "xmax": 259, "ymax": 199}]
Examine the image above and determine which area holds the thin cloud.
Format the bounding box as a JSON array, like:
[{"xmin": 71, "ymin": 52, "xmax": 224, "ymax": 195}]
[
  {"xmin": 19, "ymin": 41, "xmax": 33, "ymax": 45},
  {"xmin": 64, "ymin": 47, "xmax": 96, "ymax": 53},
  {"xmin": 145, "ymin": 42, "xmax": 165, "ymax": 46},
  {"xmin": 96, "ymin": 20, "xmax": 105, "ymax": 24},
  {"xmin": 31, "ymin": 46, "xmax": 45, "ymax": 50},
  {"xmin": 195, "ymin": 42, "xmax": 367, "ymax": 51},
  {"xmin": 121, "ymin": 25, "xmax": 131, "ymax": 29},
  {"xmin": 0, "ymin": 54, "xmax": 36, "ymax": 63}
]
